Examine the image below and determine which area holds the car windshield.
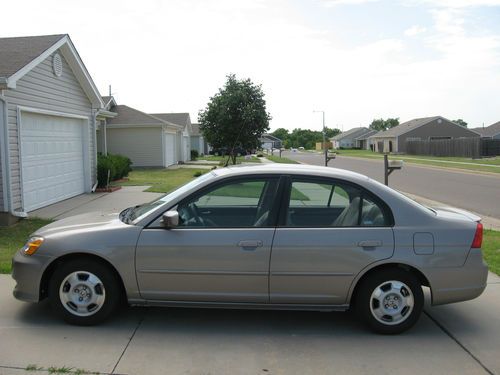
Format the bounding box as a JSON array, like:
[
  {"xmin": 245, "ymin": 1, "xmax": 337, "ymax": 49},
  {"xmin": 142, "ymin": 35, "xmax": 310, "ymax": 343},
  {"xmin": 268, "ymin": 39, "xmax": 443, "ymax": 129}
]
[{"xmin": 120, "ymin": 171, "xmax": 217, "ymax": 224}]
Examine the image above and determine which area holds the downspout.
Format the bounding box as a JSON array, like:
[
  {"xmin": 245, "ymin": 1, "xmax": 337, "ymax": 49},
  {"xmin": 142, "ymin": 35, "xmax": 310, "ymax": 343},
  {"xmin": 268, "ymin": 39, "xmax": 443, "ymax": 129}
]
[
  {"xmin": 0, "ymin": 93, "xmax": 27, "ymax": 218},
  {"xmin": 92, "ymin": 108, "xmax": 98, "ymax": 192}
]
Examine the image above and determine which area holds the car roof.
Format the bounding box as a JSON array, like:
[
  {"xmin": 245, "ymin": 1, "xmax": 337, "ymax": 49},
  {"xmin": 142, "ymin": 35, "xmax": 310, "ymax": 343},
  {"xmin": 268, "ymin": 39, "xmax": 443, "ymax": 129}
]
[{"xmin": 212, "ymin": 163, "xmax": 370, "ymax": 181}]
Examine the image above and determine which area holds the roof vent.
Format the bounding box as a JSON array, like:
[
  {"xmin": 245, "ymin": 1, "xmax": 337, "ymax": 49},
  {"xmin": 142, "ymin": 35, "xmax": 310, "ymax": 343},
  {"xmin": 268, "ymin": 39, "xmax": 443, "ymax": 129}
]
[
  {"xmin": 52, "ymin": 53, "xmax": 63, "ymax": 77},
  {"xmin": 437, "ymin": 118, "xmax": 442, "ymax": 124}
]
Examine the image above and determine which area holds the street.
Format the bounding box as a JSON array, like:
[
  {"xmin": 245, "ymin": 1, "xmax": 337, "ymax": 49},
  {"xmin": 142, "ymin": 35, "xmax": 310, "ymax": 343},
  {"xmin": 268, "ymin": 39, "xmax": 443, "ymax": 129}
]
[{"xmin": 283, "ymin": 151, "xmax": 500, "ymax": 220}]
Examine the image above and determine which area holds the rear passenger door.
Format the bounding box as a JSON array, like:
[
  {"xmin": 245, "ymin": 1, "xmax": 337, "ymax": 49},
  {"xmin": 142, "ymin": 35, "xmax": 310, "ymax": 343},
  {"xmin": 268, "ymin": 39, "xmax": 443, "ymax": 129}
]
[{"xmin": 270, "ymin": 177, "xmax": 395, "ymax": 305}]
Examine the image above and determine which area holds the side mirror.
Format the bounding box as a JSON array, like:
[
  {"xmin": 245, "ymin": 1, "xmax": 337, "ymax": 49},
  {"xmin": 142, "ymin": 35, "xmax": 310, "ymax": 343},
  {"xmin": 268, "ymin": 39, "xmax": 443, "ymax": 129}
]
[{"xmin": 162, "ymin": 210, "xmax": 179, "ymax": 229}]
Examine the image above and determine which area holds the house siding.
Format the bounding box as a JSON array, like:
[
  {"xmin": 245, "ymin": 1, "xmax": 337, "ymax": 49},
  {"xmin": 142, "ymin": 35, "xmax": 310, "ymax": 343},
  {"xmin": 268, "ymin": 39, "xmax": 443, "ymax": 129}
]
[
  {"xmin": 0, "ymin": 98, "xmax": 5, "ymax": 211},
  {"xmin": 398, "ymin": 119, "xmax": 480, "ymax": 153},
  {"xmin": 3, "ymin": 51, "xmax": 94, "ymax": 212},
  {"xmin": 107, "ymin": 127, "xmax": 163, "ymax": 167}
]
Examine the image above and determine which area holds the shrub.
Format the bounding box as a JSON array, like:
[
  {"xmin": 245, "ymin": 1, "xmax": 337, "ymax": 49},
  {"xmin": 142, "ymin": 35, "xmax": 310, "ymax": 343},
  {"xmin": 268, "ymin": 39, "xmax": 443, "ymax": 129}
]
[
  {"xmin": 193, "ymin": 171, "xmax": 203, "ymax": 177},
  {"xmin": 96, "ymin": 153, "xmax": 132, "ymax": 187},
  {"xmin": 256, "ymin": 153, "xmax": 264, "ymax": 157},
  {"xmin": 97, "ymin": 154, "xmax": 116, "ymax": 188},
  {"xmin": 191, "ymin": 149, "xmax": 199, "ymax": 160}
]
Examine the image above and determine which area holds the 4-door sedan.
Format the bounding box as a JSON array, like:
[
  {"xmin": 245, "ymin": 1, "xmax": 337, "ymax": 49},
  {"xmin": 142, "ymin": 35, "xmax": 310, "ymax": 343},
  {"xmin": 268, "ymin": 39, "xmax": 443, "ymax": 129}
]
[{"xmin": 12, "ymin": 164, "xmax": 488, "ymax": 334}]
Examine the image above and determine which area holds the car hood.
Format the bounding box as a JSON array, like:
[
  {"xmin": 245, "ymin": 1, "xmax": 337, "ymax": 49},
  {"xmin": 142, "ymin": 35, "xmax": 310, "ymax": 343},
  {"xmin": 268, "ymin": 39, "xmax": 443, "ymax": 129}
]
[
  {"xmin": 34, "ymin": 212, "xmax": 124, "ymax": 237},
  {"xmin": 433, "ymin": 206, "xmax": 481, "ymax": 223}
]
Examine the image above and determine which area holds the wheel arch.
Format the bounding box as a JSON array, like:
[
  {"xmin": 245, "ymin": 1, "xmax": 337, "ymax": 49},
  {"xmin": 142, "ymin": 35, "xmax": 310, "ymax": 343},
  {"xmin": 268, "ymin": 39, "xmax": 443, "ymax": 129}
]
[
  {"xmin": 39, "ymin": 252, "xmax": 126, "ymax": 301},
  {"xmin": 348, "ymin": 262, "xmax": 431, "ymax": 306}
]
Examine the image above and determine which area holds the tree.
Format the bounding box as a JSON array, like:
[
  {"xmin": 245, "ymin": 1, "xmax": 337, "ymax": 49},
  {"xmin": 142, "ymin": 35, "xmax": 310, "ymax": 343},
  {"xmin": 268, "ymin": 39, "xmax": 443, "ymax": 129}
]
[
  {"xmin": 271, "ymin": 128, "xmax": 289, "ymax": 141},
  {"xmin": 199, "ymin": 74, "xmax": 271, "ymax": 165},
  {"xmin": 453, "ymin": 119, "xmax": 468, "ymax": 127},
  {"xmin": 369, "ymin": 118, "xmax": 399, "ymax": 132}
]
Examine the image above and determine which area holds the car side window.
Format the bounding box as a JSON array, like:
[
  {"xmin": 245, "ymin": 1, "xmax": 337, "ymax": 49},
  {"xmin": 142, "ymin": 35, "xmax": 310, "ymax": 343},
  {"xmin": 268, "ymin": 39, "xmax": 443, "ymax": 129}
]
[
  {"xmin": 285, "ymin": 179, "xmax": 389, "ymax": 227},
  {"xmin": 360, "ymin": 195, "xmax": 388, "ymax": 226},
  {"xmin": 176, "ymin": 178, "xmax": 279, "ymax": 228}
]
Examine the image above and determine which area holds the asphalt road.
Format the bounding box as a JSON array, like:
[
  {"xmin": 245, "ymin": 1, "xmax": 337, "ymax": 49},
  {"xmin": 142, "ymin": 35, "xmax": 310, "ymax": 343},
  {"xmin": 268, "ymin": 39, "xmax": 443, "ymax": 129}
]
[{"xmin": 283, "ymin": 151, "xmax": 500, "ymax": 219}]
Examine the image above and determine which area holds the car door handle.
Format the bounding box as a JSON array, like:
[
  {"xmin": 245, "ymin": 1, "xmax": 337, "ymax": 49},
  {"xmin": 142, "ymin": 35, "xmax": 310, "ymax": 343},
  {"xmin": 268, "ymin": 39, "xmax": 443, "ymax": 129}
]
[
  {"xmin": 358, "ymin": 240, "xmax": 382, "ymax": 249},
  {"xmin": 238, "ymin": 240, "xmax": 263, "ymax": 249}
]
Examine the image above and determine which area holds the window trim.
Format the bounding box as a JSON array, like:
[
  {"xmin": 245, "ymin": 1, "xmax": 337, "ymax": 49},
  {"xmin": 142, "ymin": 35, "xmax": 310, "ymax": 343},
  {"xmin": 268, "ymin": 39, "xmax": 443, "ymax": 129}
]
[
  {"xmin": 146, "ymin": 174, "xmax": 286, "ymax": 229},
  {"xmin": 278, "ymin": 175, "xmax": 394, "ymax": 228}
]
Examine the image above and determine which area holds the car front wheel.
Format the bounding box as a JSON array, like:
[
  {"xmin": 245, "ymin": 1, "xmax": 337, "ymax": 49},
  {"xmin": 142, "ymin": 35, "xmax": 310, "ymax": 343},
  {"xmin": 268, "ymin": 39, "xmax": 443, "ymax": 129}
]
[
  {"xmin": 48, "ymin": 259, "xmax": 121, "ymax": 325},
  {"xmin": 355, "ymin": 269, "xmax": 423, "ymax": 334}
]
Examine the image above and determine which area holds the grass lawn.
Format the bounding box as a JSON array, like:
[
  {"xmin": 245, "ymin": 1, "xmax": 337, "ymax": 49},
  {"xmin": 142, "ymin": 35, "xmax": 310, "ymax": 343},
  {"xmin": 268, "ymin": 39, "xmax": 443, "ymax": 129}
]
[
  {"xmin": 266, "ymin": 155, "xmax": 299, "ymax": 164},
  {"xmin": 483, "ymin": 230, "xmax": 500, "ymax": 276},
  {"xmin": 0, "ymin": 218, "xmax": 53, "ymax": 273},
  {"xmin": 335, "ymin": 149, "xmax": 500, "ymax": 174},
  {"xmin": 198, "ymin": 155, "xmax": 261, "ymax": 164},
  {"xmin": 113, "ymin": 168, "xmax": 210, "ymax": 193}
]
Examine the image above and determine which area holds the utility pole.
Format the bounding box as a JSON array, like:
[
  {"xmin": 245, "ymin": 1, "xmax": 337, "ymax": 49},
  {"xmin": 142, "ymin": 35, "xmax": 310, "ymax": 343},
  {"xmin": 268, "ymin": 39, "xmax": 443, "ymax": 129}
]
[{"xmin": 313, "ymin": 110, "xmax": 328, "ymax": 166}]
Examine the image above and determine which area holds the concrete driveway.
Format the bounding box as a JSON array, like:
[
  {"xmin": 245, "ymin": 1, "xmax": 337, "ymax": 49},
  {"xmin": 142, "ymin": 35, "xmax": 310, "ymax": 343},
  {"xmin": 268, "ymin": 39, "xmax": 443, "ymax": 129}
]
[
  {"xmin": 1, "ymin": 273, "xmax": 499, "ymax": 375},
  {"xmin": 29, "ymin": 186, "xmax": 164, "ymax": 220}
]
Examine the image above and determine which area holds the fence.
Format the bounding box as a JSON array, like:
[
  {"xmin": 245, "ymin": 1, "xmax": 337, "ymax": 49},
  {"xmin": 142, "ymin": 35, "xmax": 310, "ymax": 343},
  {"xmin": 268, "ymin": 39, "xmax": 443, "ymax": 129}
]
[
  {"xmin": 406, "ymin": 137, "xmax": 481, "ymax": 158},
  {"xmin": 406, "ymin": 138, "xmax": 500, "ymax": 158},
  {"xmin": 481, "ymin": 139, "xmax": 500, "ymax": 157}
]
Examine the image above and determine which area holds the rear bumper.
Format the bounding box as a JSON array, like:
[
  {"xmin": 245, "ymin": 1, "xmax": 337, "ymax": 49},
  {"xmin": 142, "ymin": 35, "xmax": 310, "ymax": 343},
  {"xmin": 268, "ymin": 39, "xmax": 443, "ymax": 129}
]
[
  {"xmin": 11, "ymin": 251, "xmax": 53, "ymax": 303},
  {"xmin": 427, "ymin": 249, "xmax": 489, "ymax": 305}
]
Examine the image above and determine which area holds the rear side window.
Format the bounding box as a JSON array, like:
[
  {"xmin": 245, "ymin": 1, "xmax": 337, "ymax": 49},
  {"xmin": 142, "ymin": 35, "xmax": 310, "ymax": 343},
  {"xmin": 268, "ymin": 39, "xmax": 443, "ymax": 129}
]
[{"xmin": 285, "ymin": 178, "xmax": 390, "ymax": 227}]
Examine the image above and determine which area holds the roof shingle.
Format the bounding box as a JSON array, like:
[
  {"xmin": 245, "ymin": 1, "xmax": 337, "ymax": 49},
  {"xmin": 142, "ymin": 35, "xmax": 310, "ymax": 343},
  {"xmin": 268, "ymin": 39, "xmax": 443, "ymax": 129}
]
[{"xmin": 0, "ymin": 34, "xmax": 66, "ymax": 78}]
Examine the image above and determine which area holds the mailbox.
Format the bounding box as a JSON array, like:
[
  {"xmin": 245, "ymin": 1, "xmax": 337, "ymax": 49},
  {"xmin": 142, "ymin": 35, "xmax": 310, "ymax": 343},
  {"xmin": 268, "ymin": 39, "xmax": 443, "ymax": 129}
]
[{"xmin": 388, "ymin": 160, "xmax": 403, "ymax": 169}]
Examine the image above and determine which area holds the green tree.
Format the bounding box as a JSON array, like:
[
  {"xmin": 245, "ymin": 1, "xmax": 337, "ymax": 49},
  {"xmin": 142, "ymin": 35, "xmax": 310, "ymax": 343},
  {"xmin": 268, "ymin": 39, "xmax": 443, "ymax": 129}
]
[
  {"xmin": 369, "ymin": 118, "xmax": 399, "ymax": 132},
  {"xmin": 453, "ymin": 119, "xmax": 468, "ymax": 127},
  {"xmin": 271, "ymin": 128, "xmax": 289, "ymax": 141},
  {"xmin": 199, "ymin": 74, "xmax": 271, "ymax": 165}
]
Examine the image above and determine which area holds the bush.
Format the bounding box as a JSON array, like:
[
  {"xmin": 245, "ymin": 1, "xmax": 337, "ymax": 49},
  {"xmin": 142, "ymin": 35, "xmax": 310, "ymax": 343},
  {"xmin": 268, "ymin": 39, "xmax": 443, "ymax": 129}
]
[
  {"xmin": 191, "ymin": 149, "xmax": 199, "ymax": 160},
  {"xmin": 256, "ymin": 153, "xmax": 264, "ymax": 157},
  {"xmin": 193, "ymin": 171, "xmax": 203, "ymax": 177},
  {"xmin": 97, "ymin": 153, "xmax": 132, "ymax": 188}
]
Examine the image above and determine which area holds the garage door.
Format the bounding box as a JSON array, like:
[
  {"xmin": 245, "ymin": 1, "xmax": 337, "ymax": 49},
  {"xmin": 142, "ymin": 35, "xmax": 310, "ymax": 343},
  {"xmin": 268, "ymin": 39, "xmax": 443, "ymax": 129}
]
[
  {"xmin": 165, "ymin": 132, "xmax": 176, "ymax": 166},
  {"xmin": 21, "ymin": 112, "xmax": 86, "ymax": 211}
]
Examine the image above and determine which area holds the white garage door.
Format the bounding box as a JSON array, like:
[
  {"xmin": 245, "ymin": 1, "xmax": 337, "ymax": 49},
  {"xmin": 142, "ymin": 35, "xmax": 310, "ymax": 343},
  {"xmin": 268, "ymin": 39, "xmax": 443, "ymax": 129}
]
[
  {"xmin": 21, "ymin": 112, "xmax": 86, "ymax": 211},
  {"xmin": 164, "ymin": 132, "xmax": 176, "ymax": 166}
]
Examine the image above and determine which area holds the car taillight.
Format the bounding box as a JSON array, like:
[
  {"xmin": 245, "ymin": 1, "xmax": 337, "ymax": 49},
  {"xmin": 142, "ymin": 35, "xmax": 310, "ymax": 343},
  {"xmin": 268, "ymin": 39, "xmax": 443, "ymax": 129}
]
[{"xmin": 471, "ymin": 222, "xmax": 483, "ymax": 249}]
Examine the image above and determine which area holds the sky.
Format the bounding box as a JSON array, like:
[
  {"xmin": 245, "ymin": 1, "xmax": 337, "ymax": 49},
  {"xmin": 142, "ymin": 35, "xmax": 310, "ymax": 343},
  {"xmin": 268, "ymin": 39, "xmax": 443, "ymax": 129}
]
[{"xmin": 2, "ymin": 0, "xmax": 500, "ymax": 132}]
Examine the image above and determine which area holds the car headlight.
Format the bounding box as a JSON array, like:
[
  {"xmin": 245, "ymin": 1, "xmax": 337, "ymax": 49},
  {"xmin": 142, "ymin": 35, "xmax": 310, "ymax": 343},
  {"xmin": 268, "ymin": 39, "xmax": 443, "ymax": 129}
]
[{"xmin": 21, "ymin": 237, "xmax": 44, "ymax": 256}]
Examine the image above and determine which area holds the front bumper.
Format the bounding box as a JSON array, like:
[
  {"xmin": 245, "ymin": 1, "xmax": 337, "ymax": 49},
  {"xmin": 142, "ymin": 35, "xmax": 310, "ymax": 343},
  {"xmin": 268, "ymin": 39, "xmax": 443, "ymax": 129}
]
[
  {"xmin": 427, "ymin": 248, "xmax": 489, "ymax": 306},
  {"xmin": 11, "ymin": 251, "xmax": 53, "ymax": 303}
]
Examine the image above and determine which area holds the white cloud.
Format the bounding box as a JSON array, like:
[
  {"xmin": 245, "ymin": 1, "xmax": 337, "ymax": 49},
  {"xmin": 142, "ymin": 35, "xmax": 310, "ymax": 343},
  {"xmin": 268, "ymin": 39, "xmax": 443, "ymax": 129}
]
[
  {"xmin": 421, "ymin": 0, "xmax": 500, "ymax": 7},
  {"xmin": 321, "ymin": 0, "xmax": 379, "ymax": 7},
  {"xmin": 404, "ymin": 25, "xmax": 427, "ymax": 36}
]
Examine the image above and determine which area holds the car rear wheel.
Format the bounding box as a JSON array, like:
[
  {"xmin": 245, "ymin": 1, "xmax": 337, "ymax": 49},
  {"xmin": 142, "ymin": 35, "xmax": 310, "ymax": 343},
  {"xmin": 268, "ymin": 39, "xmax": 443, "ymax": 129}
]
[
  {"xmin": 355, "ymin": 269, "xmax": 423, "ymax": 334},
  {"xmin": 49, "ymin": 259, "xmax": 121, "ymax": 325}
]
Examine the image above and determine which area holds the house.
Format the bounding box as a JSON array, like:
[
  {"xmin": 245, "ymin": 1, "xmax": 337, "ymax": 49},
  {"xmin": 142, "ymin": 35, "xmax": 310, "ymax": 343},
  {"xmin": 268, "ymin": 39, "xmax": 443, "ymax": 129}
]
[
  {"xmin": 260, "ymin": 134, "xmax": 282, "ymax": 150},
  {"xmin": 330, "ymin": 127, "xmax": 372, "ymax": 149},
  {"xmin": 472, "ymin": 121, "xmax": 500, "ymax": 139},
  {"xmin": 354, "ymin": 129, "xmax": 378, "ymax": 150},
  {"xmin": 190, "ymin": 123, "xmax": 209, "ymax": 155},
  {"xmin": 104, "ymin": 105, "xmax": 185, "ymax": 167},
  {"xmin": 0, "ymin": 34, "xmax": 104, "ymax": 224},
  {"xmin": 369, "ymin": 116, "xmax": 480, "ymax": 153},
  {"xmin": 151, "ymin": 113, "xmax": 192, "ymax": 163}
]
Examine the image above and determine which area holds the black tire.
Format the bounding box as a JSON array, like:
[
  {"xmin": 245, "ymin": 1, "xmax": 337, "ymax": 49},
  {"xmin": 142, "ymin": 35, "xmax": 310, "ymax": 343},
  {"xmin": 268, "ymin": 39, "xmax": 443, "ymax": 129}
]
[
  {"xmin": 355, "ymin": 268, "xmax": 423, "ymax": 334},
  {"xmin": 48, "ymin": 258, "xmax": 122, "ymax": 326}
]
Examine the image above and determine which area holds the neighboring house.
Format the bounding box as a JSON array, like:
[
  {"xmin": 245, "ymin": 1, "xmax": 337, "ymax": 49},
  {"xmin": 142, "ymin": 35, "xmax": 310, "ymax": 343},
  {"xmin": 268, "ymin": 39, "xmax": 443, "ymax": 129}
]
[
  {"xmin": 354, "ymin": 129, "xmax": 378, "ymax": 150},
  {"xmin": 260, "ymin": 134, "xmax": 282, "ymax": 150},
  {"xmin": 472, "ymin": 121, "xmax": 500, "ymax": 139},
  {"xmin": 190, "ymin": 123, "xmax": 209, "ymax": 155},
  {"xmin": 369, "ymin": 116, "xmax": 480, "ymax": 153},
  {"xmin": 0, "ymin": 34, "xmax": 104, "ymax": 224},
  {"xmin": 330, "ymin": 127, "xmax": 372, "ymax": 149},
  {"xmin": 105, "ymin": 105, "xmax": 184, "ymax": 167},
  {"xmin": 151, "ymin": 113, "xmax": 192, "ymax": 163}
]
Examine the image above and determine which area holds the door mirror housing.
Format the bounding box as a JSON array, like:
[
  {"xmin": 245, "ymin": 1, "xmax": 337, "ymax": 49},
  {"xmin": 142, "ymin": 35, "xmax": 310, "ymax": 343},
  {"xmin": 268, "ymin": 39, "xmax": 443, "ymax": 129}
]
[{"xmin": 162, "ymin": 210, "xmax": 179, "ymax": 229}]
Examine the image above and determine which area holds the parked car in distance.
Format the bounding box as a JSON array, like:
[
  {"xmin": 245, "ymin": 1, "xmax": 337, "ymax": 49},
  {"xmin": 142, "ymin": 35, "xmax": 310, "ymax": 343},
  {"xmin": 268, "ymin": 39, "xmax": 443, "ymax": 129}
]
[{"xmin": 12, "ymin": 164, "xmax": 488, "ymax": 333}]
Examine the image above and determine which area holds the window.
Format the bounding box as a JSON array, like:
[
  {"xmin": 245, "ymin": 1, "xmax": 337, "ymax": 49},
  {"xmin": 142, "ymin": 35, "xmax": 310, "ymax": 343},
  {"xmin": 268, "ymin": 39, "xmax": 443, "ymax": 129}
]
[
  {"xmin": 285, "ymin": 179, "xmax": 389, "ymax": 227},
  {"xmin": 177, "ymin": 178, "xmax": 279, "ymax": 228}
]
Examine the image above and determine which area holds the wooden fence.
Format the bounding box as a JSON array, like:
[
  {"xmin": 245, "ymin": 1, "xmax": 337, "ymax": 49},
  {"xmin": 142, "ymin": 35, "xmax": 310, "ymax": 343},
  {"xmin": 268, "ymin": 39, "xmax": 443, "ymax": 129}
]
[
  {"xmin": 406, "ymin": 138, "xmax": 481, "ymax": 158},
  {"xmin": 405, "ymin": 138, "xmax": 500, "ymax": 158}
]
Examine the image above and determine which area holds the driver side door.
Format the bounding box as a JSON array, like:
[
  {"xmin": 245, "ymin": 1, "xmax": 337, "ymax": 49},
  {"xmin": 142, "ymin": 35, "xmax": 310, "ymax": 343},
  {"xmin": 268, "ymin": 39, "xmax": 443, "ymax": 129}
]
[{"xmin": 135, "ymin": 176, "xmax": 281, "ymax": 303}]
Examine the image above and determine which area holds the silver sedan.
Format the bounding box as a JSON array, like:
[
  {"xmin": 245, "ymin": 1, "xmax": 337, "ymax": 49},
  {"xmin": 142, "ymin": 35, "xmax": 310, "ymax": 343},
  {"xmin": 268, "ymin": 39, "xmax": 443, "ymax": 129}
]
[{"xmin": 12, "ymin": 164, "xmax": 488, "ymax": 334}]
